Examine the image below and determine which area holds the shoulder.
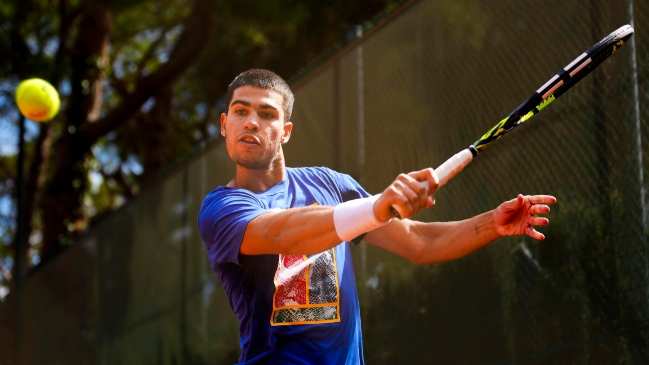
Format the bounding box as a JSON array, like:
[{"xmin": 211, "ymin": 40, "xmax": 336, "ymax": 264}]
[
  {"xmin": 198, "ymin": 187, "xmax": 264, "ymax": 221},
  {"xmin": 286, "ymin": 167, "xmax": 368, "ymax": 202},
  {"xmin": 287, "ymin": 166, "xmax": 351, "ymax": 185},
  {"xmin": 197, "ymin": 186, "xmax": 269, "ymax": 245},
  {"xmin": 202, "ymin": 186, "xmax": 262, "ymax": 205}
]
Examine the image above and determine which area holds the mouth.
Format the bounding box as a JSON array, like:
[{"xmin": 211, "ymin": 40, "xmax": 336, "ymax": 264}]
[{"xmin": 238, "ymin": 134, "xmax": 260, "ymax": 146}]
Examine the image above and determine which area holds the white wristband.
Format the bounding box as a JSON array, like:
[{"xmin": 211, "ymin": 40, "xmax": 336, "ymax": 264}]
[{"xmin": 333, "ymin": 195, "xmax": 390, "ymax": 242}]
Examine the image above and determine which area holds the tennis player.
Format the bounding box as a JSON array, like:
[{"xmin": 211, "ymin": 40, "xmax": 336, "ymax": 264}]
[{"xmin": 198, "ymin": 69, "xmax": 556, "ymax": 364}]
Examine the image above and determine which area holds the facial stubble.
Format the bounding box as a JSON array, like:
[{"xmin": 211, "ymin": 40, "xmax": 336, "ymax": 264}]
[{"xmin": 226, "ymin": 131, "xmax": 283, "ymax": 170}]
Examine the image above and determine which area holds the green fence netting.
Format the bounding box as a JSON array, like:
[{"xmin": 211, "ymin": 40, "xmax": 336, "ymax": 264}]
[{"xmin": 2, "ymin": 0, "xmax": 648, "ymax": 364}]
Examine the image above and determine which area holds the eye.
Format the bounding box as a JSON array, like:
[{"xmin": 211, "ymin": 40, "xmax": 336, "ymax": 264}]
[{"xmin": 234, "ymin": 108, "xmax": 247, "ymax": 115}]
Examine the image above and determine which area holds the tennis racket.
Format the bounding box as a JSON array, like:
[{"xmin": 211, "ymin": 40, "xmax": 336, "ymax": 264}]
[{"xmin": 391, "ymin": 24, "xmax": 634, "ymax": 219}]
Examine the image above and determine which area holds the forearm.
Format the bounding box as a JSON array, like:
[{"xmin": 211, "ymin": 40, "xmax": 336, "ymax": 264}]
[
  {"xmin": 411, "ymin": 210, "xmax": 502, "ymax": 264},
  {"xmin": 365, "ymin": 210, "xmax": 502, "ymax": 264},
  {"xmin": 241, "ymin": 206, "xmax": 342, "ymax": 256}
]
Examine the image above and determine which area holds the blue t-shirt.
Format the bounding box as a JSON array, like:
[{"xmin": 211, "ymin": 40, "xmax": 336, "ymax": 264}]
[{"xmin": 198, "ymin": 167, "xmax": 370, "ymax": 364}]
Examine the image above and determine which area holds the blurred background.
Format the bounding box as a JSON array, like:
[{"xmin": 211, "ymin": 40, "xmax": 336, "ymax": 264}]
[{"xmin": 1, "ymin": 0, "xmax": 648, "ymax": 364}]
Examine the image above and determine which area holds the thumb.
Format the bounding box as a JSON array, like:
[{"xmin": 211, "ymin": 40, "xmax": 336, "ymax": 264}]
[{"xmin": 501, "ymin": 194, "xmax": 524, "ymax": 212}]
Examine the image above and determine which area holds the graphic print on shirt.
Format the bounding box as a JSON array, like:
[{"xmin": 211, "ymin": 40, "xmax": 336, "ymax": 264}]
[{"xmin": 271, "ymin": 204, "xmax": 340, "ymax": 325}]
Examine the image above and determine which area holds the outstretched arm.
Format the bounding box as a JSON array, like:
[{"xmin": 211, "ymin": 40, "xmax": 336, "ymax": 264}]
[
  {"xmin": 364, "ymin": 194, "xmax": 556, "ymax": 264},
  {"xmin": 239, "ymin": 164, "xmax": 555, "ymax": 261},
  {"xmin": 239, "ymin": 168, "xmax": 439, "ymax": 256}
]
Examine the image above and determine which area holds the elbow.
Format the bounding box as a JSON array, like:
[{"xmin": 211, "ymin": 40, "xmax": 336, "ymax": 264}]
[
  {"xmin": 401, "ymin": 222, "xmax": 440, "ymax": 265},
  {"xmin": 404, "ymin": 237, "xmax": 444, "ymax": 265},
  {"xmin": 405, "ymin": 245, "xmax": 437, "ymax": 265},
  {"xmin": 406, "ymin": 247, "xmax": 423, "ymax": 264},
  {"xmin": 408, "ymin": 255, "xmax": 425, "ymax": 265},
  {"xmin": 408, "ymin": 255, "xmax": 439, "ymax": 266}
]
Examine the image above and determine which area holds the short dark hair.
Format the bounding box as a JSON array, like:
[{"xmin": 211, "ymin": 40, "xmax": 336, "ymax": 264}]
[{"xmin": 224, "ymin": 69, "xmax": 295, "ymax": 122}]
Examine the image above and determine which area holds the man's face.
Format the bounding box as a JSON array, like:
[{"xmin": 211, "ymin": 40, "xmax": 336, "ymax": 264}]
[{"xmin": 221, "ymin": 86, "xmax": 293, "ymax": 170}]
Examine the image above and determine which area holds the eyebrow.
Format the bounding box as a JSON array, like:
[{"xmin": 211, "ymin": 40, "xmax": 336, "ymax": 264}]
[
  {"xmin": 230, "ymin": 99, "xmax": 279, "ymax": 112},
  {"xmin": 230, "ymin": 100, "xmax": 250, "ymax": 108}
]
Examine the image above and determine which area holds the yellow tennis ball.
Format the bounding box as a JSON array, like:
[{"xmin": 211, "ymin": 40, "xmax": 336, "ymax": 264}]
[{"xmin": 15, "ymin": 78, "xmax": 60, "ymax": 122}]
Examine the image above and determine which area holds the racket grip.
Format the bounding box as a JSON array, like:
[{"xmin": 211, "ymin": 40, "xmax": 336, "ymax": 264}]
[{"xmin": 435, "ymin": 148, "xmax": 474, "ymax": 188}]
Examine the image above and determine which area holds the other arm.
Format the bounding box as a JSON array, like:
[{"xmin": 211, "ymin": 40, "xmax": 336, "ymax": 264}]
[{"xmin": 365, "ymin": 194, "xmax": 556, "ymax": 264}]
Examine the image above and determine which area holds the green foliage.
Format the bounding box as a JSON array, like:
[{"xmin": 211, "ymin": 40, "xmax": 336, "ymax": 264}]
[
  {"xmin": 94, "ymin": 0, "xmax": 402, "ymax": 220},
  {"xmin": 0, "ymin": 0, "xmax": 403, "ymax": 271}
]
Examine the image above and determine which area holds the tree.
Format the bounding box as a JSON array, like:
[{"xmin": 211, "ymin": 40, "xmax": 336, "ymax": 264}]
[
  {"xmin": 1, "ymin": 0, "xmax": 217, "ymax": 274},
  {"xmin": 0, "ymin": 0, "xmax": 400, "ymax": 289}
]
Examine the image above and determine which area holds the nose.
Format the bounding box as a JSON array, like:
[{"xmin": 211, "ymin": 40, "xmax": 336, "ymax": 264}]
[{"xmin": 243, "ymin": 113, "xmax": 260, "ymax": 131}]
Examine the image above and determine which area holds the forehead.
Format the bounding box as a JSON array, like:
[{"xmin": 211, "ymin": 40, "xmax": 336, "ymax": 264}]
[{"xmin": 231, "ymin": 86, "xmax": 284, "ymax": 110}]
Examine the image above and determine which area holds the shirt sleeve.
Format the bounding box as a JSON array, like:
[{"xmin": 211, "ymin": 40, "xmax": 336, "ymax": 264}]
[
  {"xmin": 320, "ymin": 167, "xmax": 371, "ymax": 201},
  {"xmin": 197, "ymin": 189, "xmax": 268, "ymax": 268}
]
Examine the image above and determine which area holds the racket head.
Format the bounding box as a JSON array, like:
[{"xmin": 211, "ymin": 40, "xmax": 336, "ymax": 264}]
[
  {"xmin": 471, "ymin": 24, "xmax": 634, "ymax": 154},
  {"xmin": 550, "ymin": 24, "xmax": 634, "ymax": 99}
]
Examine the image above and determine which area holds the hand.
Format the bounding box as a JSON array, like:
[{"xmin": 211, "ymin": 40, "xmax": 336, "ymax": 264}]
[
  {"xmin": 494, "ymin": 194, "xmax": 557, "ymax": 240},
  {"xmin": 374, "ymin": 168, "xmax": 439, "ymax": 221}
]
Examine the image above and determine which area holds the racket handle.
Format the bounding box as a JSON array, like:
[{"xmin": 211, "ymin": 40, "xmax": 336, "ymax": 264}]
[{"xmin": 435, "ymin": 148, "xmax": 474, "ymax": 188}]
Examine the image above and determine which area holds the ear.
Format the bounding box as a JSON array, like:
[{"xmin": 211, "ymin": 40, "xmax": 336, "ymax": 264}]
[
  {"xmin": 281, "ymin": 122, "xmax": 293, "ymax": 144},
  {"xmin": 220, "ymin": 113, "xmax": 227, "ymax": 137}
]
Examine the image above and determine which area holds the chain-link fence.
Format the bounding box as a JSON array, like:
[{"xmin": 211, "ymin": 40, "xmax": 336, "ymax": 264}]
[
  {"xmin": 288, "ymin": 1, "xmax": 649, "ymax": 363},
  {"xmin": 2, "ymin": 0, "xmax": 649, "ymax": 363}
]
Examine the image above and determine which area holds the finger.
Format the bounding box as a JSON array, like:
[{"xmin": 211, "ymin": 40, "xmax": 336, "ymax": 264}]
[
  {"xmin": 390, "ymin": 196, "xmax": 414, "ymax": 219},
  {"xmin": 395, "ymin": 178, "xmax": 423, "ymax": 213},
  {"xmin": 528, "ymin": 195, "xmax": 557, "ymax": 205},
  {"xmin": 501, "ymin": 194, "xmax": 524, "ymax": 212},
  {"xmin": 529, "ymin": 204, "xmax": 551, "ymax": 215},
  {"xmin": 525, "ymin": 226, "xmax": 545, "ymax": 240},
  {"xmin": 529, "ymin": 216, "xmax": 550, "ymax": 226},
  {"xmin": 386, "ymin": 182, "xmax": 416, "ymax": 219},
  {"xmin": 374, "ymin": 193, "xmax": 398, "ymax": 222},
  {"xmin": 397, "ymin": 174, "xmax": 428, "ymax": 212},
  {"xmin": 408, "ymin": 168, "xmax": 439, "ymax": 195},
  {"xmin": 386, "ymin": 192, "xmax": 410, "ymax": 220}
]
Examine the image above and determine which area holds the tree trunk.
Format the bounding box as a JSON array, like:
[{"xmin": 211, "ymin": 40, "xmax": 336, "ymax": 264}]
[
  {"xmin": 141, "ymin": 82, "xmax": 174, "ymax": 184},
  {"xmin": 40, "ymin": 1, "xmax": 112, "ymax": 261},
  {"xmin": 38, "ymin": 0, "xmax": 217, "ymax": 262},
  {"xmin": 20, "ymin": 0, "xmax": 80, "ymax": 268}
]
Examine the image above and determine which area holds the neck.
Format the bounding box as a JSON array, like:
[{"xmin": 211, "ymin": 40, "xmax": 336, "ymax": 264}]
[{"xmin": 228, "ymin": 150, "xmax": 287, "ymax": 193}]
